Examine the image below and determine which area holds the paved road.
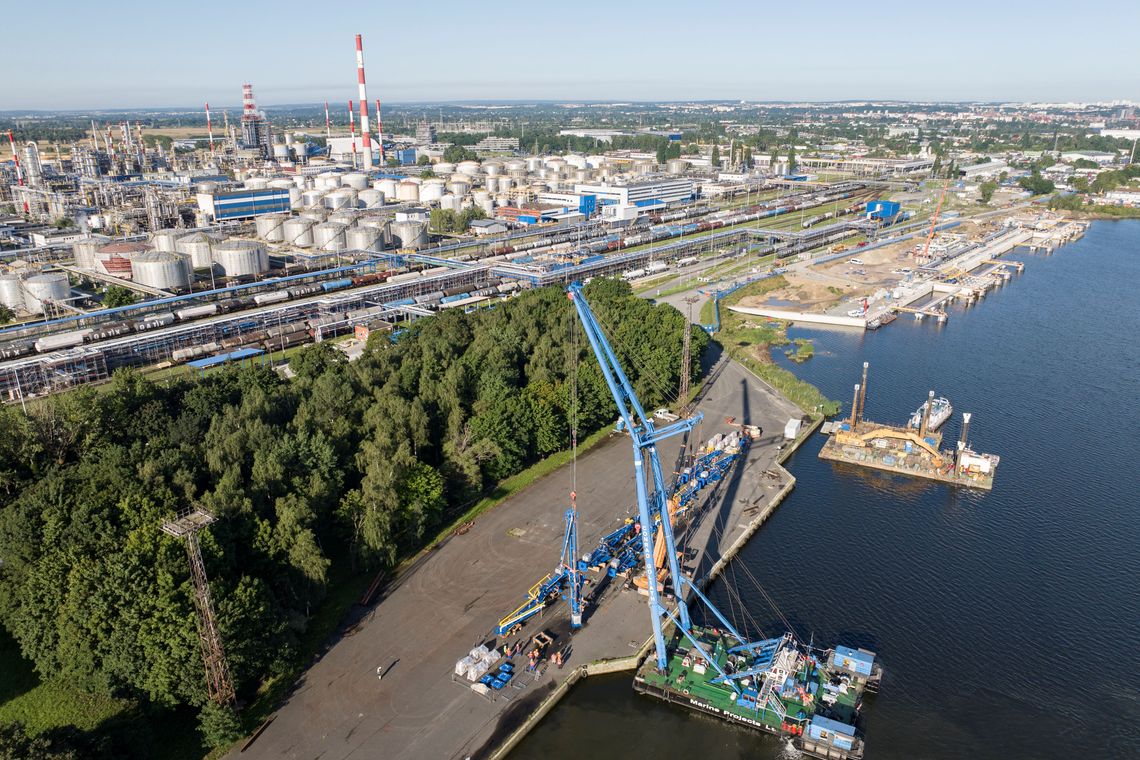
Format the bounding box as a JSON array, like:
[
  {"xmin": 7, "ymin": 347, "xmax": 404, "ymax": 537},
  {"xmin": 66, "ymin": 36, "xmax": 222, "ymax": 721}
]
[{"xmin": 236, "ymin": 353, "xmax": 802, "ymax": 760}]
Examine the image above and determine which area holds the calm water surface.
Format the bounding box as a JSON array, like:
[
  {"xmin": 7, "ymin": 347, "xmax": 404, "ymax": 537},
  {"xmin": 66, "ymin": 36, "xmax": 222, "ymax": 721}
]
[{"xmin": 512, "ymin": 220, "xmax": 1140, "ymax": 760}]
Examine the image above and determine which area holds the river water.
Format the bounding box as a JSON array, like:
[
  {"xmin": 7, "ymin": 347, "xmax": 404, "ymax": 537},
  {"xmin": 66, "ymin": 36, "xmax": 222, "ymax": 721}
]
[{"xmin": 511, "ymin": 220, "xmax": 1140, "ymax": 760}]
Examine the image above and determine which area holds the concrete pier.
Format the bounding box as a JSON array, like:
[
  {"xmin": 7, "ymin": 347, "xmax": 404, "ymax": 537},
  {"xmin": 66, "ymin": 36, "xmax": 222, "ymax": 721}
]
[{"xmin": 234, "ymin": 355, "xmax": 810, "ymax": 760}]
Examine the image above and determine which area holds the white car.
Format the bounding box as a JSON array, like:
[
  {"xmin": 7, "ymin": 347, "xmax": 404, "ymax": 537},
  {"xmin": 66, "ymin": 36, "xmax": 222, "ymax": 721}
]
[
  {"xmin": 850, "ymin": 258, "xmax": 864, "ymax": 265},
  {"xmin": 654, "ymin": 409, "xmax": 680, "ymax": 422}
]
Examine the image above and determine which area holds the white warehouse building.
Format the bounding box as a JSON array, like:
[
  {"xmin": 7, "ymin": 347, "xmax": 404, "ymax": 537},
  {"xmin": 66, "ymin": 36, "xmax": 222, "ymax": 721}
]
[{"xmin": 574, "ymin": 177, "xmax": 695, "ymax": 207}]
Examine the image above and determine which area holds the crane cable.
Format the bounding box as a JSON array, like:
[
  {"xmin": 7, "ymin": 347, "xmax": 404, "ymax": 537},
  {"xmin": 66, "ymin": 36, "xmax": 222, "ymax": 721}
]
[{"xmin": 570, "ymin": 311, "xmax": 578, "ymax": 498}]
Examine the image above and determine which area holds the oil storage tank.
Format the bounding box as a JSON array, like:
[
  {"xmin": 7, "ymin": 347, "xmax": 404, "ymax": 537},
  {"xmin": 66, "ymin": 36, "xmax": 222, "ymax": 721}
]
[
  {"xmin": 150, "ymin": 229, "xmax": 183, "ymax": 252},
  {"xmin": 131, "ymin": 250, "xmax": 191, "ymax": 290},
  {"xmin": 312, "ymin": 222, "xmax": 347, "ymax": 252},
  {"xmin": 0, "ymin": 273, "xmax": 24, "ymax": 310},
  {"xmin": 175, "ymin": 232, "xmax": 217, "ymax": 269},
  {"xmin": 282, "ymin": 218, "xmax": 314, "ymax": 248},
  {"xmin": 390, "ymin": 220, "xmax": 428, "ymax": 249},
  {"xmin": 346, "ymin": 226, "xmax": 380, "ymax": 251},
  {"xmin": 22, "ymin": 272, "xmax": 71, "ymax": 314},
  {"xmin": 255, "ymin": 214, "xmax": 287, "ymax": 242},
  {"xmin": 213, "ymin": 240, "xmax": 269, "ymax": 277}
]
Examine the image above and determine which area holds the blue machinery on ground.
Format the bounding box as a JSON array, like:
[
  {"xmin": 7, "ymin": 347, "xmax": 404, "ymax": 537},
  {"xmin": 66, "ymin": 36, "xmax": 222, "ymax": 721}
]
[{"xmin": 494, "ymin": 503, "xmax": 582, "ymax": 635}]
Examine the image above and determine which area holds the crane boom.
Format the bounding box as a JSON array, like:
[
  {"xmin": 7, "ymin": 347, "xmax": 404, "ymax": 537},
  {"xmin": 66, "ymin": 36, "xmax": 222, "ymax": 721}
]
[
  {"xmin": 920, "ymin": 180, "xmax": 950, "ymax": 260},
  {"xmin": 567, "ymin": 282, "xmax": 701, "ymax": 669}
]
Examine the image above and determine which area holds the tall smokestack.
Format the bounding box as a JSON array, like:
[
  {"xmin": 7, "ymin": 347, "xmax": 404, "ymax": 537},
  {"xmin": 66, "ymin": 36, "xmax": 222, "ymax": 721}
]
[
  {"xmin": 850, "ymin": 384, "xmax": 861, "ymax": 429},
  {"xmin": 355, "ymin": 34, "xmax": 373, "ymax": 169},
  {"xmin": 241, "ymin": 83, "xmax": 257, "ymax": 122},
  {"xmin": 324, "ymin": 101, "xmax": 331, "ymax": 141},
  {"xmin": 348, "ymin": 100, "xmax": 356, "ymax": 169},
  {"xmin": 919, "ymin": 390, "xmax": 935, "ymax": 438},
  {"xmin": 7, "ymin": 130, "xmax": 29, "ymax": 214},
  {"xmin": 858, "ymin": 361, "xmax": 869, "ymax": 422},
  {"xmin": 375, "ymin": 98, "xmax": 384, "ymax": 165},
  {"xmin": 205, "ymin": 103, "xmax": 215, "ymax": 152}
]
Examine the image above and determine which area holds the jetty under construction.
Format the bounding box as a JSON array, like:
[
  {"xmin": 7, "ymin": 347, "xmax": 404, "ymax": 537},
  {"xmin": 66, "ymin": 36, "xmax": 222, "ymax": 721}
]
[{"xmin": 819, "ymin": 362, "xmax": 999, "ymax": 490}]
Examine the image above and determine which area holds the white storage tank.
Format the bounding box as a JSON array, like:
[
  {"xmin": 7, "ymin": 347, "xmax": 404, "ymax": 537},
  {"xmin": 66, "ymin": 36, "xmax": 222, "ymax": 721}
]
[
  {"xmin": 71, "ymin": 236, "xmax": 106, "ymax": 270},
  {"xmin": 268, "ymin": 178, "xmax": 294, "ymax": 190},
  {"xmin": 345, "ymin": 226, "xmax": 380, "ymax": 252},
  {"xmin": 213, "ymin": 240, "xmax": 269, "ymax": 277},
  {"xmin": 255, "ymin": 214, "xmax": 287, "ymax": 242},
  {"xmin": 525, "ymin": 157, "xmax": 542, "ymax": 172},
  {"xmin": 396, "ymin": 179, "xmax": 421, "ymax": 202},
  {"xmin": 390, "ymin": 220, "xmax": 428, "ymax": 249},
  {"xmin": 312, "ymin": 222, "xmax": 347, "ymax": 252},
  {"xmin": 22, "ymin": 272, "xmax": 71, "ymax": 314},
  {"xmin": 341, "ymin": 172, "xmax": 369, "ymax": 190},
  {"xmin": 150, "ymin": 229, "xmax": 182, "ymax": 252},
  {"xmin": 288, "ymin": 187, "xmax": 302, "ymax": 208},
  {"xmin": 316, "ymin": 172, "xmax": 341, "ymax": 191},
  {"xmin": 302, "ymin": 188, "xmax": 325, "ymax": 207},
  {"xmin": 478, "ymin": 197, "xmax": 494, "ymax": 216},
  {"xmin": 420, "ymin": 180, "xmax": 446, "ymax": 203},
  {"xmin": 272, "ymin": 144, "xmax": 290, "ymax": 161},
  {"xmin": 358, "ymin": 189, "xmax": 383, "ymax": 208},
  {"xmin": 175, "ymin": 232, "xmax": 216, "ymax": 269},
  {"xmin": 667, "ymin": 158, "xmax": 689, "ymax": 174},
  {"xmin": 244, "ymin": 177, "xmax": 269, "ymax": 190},
  {"xmin": 433, "ymin": 162, "xmax": 456, "ymax": 175},
  {"xmin": 447, "ymin": 177, "xmax": 471, "ymax": 196},
  {"xmin": 329, "ymin": 210, "xmax": 358, "ymax": 227},
  {"xmin": 131, "ymin": 250, "xmax": 191, "ymax": 290},
  {"xmin": 456, "ymin": 160, "xmax": 480, "ymax": 176},
  {"xmin": 483, "ymin": 161, "xmax": 504, "ymax": 176},
  {"xmin": 282, "ymin": 218, "xmax": 314, "ymax": 248},
  {"xmin": 564, "ymin": 154, "xmax": 587, "ymax": 170},
  {"xmin": 323, "ymin": 188, "xmax": 357, "ymax": 210},
  {"xmin": 0, "ymin": 273, "xmax": 24, "ymax": 310},
  {"xmin": 484, "ymin": 176, "xmax": 500, "ymax": 193},
  {"xmin": 440, "ymin": 193, "xmax": 461, "ymax": 212},
  {"xmin": 586, "ymin": 155, "xmax": 607, "ymax": 168},
  {"xmin": 377, "ymin": 178, "xmax": 399, "ymax": 199}
]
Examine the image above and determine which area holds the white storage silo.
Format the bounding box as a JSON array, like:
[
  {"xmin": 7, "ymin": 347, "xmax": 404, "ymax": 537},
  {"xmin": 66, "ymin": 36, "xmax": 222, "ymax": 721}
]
[
  {"xmin": 667, "ymin": 158, "xmax": 689, "ymax": 175},
  {"xmin": 396, "ymin": 180, "xmax": 421, "ymax": 202},
  {"xmin": 0, "ymin": 273, "xmax": 24, "ymax": 310},
  {"xmin": 483, "ymin": 161, "xmax": 504, "ymax": 176},
  {"xmin": 447, "ymin": 177, "xmax": 471, "ymax": 196},
  {"xmin": 420, "ymin": 180, "xmax": 446, "ymax": 203},
  {"xmin": 282, "ymin": 218, "xmax": 314, "ymax": 248},
  {"xmin": 377, "ymin": 178, "xmax": 399, "ymax": 199},
  {"xmin": 71, "ymin": 236, "xmax": 107, "ymax": 269},
  {"xmin": 440, "ymin": 193, "xmax": 461, "ymax": 212},
  {"xmin": 22, "ymin": 272, "xmax": 71, "ymax": 314},
  {"xmin": 255, "ymin": 214, "xmax": 287, "ymax": 242},
  {"xmin": 342, "ymin": 172, "xmax": 369, "ymax": 190},
  {"xmin": 346, "ymin": 226, "xmax": 380, "ymax": 252},
  {"xmin": 150, "ymin": 229, "xmax": 182, "ymax": 252},
  {"xmin": 213, "ymin": 240, "xmax": 269, "ymax": 277},
  {"xmin": 525, "ymin": 157, "xmax": 542, "ymax": 172},
  {"xmin": 390, "ymin": 220, "xmax": 428, "ymax": 249},
  {"xmin": 312, "ymin": 222, "xmax": 347, "ymax": 252},
  {"xmin": 176, "ymin": 232, "xmax": 216, "ymax": 269},
  {"xmin": 358, "ymin": 189, "xmax": 383, "ymax": 208},
  {"xmin": 131, "ymin": 250, "xmax": 191, "ymax": 290}
]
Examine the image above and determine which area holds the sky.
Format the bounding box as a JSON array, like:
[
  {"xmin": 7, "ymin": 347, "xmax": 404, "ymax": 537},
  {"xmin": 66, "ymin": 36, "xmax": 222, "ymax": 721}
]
[{"xmin": 3, "ymin": 0, "xmax": 1138, "ymax": 110}]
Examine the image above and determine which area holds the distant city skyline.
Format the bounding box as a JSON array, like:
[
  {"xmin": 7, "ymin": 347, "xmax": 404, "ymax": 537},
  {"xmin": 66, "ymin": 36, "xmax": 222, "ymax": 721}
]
[{"xmin": 5, "ymin": 0, "xmax": 1139, "ymax": 109}]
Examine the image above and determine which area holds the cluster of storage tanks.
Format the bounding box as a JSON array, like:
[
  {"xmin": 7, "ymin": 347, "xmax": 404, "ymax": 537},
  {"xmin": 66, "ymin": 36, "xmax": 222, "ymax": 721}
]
[
  {"xmin": 69, "ymin": 233, "xmax": 272, "ymax": 292},
  {"xmin": 0, "ymin": 271, "xmax": 73, "ymax": 316}
]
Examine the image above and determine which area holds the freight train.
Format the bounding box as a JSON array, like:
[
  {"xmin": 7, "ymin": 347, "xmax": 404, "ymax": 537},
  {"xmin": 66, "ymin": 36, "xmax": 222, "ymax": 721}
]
[{"xmin": 0, "ymin": 270, "xmax": 400, "ymax": 359}]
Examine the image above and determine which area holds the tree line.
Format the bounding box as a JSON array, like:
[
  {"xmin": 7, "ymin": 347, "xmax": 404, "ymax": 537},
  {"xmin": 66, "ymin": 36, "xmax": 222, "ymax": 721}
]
[{"xmin": 0, "ymin": 279, "xmax": 705, "ymax": 754}]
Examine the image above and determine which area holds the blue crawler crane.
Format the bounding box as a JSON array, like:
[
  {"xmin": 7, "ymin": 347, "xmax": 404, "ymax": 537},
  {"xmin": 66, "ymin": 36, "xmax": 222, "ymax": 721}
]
[{"xmin": 494, "ymin": 502, "xmax": 583, "ymax": 636}]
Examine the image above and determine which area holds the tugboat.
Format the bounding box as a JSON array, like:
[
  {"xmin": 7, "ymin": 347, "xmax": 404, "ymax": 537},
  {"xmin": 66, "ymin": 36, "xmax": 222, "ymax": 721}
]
[{"xmin": 908, "ymin": 396, "xmax": 952, "ymax": 431}]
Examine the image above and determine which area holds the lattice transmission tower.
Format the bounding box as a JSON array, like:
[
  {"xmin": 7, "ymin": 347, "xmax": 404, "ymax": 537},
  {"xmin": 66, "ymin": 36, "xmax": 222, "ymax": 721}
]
[{"xmin": 161, "ymin": 507, "xmax": 236, "ymax": 706}]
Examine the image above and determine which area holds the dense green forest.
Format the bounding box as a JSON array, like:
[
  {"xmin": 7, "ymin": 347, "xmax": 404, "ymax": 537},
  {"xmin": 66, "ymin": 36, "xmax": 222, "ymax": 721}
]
[{"xmin": 0, "ymin": 280, "xmax": 704, "ymax": 756}]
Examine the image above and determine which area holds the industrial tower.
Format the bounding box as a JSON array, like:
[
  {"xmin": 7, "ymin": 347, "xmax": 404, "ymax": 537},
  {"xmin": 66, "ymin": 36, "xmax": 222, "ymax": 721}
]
[{"xmin": 161, "ymin": 507, "xmax": 236, "ymax": 706}]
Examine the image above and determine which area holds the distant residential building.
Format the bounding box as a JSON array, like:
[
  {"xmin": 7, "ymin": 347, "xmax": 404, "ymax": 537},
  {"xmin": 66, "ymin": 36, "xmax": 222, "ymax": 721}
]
[
  {"xmin": 887, "ymin": 126, "xmax": 920, "ymax": 138},
  {"xmin": 473, "ymin": 136, "xmax": 519, "ymax": 153},
  {"xmin": 1100, "ymin": 128, "xmax": 1140, "ymax": 140}
]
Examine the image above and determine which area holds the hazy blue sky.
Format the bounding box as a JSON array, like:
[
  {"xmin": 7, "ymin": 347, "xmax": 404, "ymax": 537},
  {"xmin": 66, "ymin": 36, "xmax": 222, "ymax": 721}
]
[{"xmin": 5, "ymin": 0, "xmax": 1138, "ymax": 109}]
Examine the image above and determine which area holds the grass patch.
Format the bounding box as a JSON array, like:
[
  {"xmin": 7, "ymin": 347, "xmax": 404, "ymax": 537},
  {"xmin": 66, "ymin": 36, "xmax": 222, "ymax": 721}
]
[
  {"xmin": 1084, "ymin": 204, "xmax": 1140, "ymax": 219},
  {"xmin": 785, "ymin": 338, "xmax": 815, "ymax": 363}
]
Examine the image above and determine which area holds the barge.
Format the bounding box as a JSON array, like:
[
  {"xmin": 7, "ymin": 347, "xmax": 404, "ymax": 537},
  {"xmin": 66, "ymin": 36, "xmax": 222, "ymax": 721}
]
[
  {"xmin": 634, "ymin": 626, "xmax": 880, "ymax": 759},
  {"xmin": 820, "ymin": 365, "xmax": 999, "ymax": 490}
]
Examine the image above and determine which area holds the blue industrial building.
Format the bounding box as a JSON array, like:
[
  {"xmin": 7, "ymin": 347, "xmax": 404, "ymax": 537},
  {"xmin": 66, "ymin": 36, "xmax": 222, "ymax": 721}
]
[
  {"xmin": 866, "ymin": 200, "xmax": 901, "ymax": 220},
  {"xmin": 196, "ymin": 188, "xmax": 291, "ymax": 221}
]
